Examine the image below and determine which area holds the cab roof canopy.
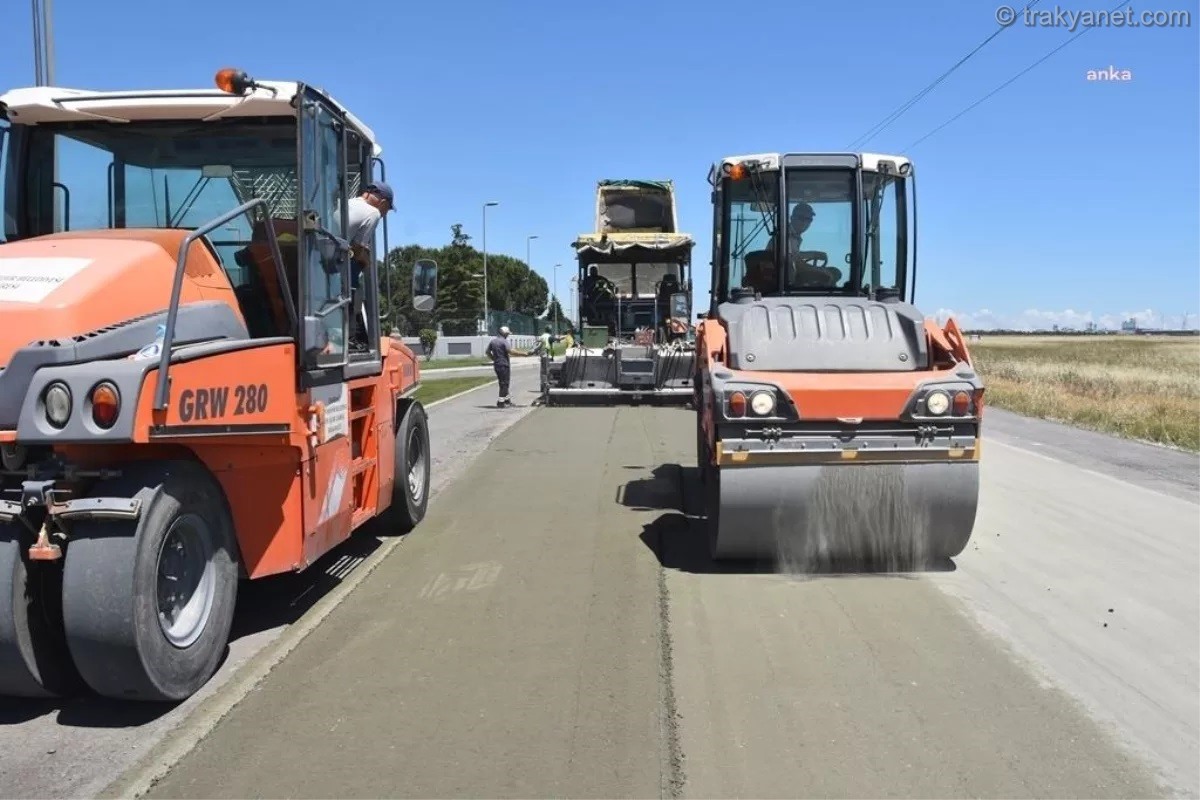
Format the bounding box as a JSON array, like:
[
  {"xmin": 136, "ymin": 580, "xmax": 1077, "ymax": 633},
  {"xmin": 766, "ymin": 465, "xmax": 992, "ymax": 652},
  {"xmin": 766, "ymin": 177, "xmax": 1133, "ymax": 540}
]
[
  {"xmin": 0, "ymin": 78, "xmax": 382, "ymax": 157},
  {"xmin": 572, "ymin": 177, "xmax": 694, "ymax": 262},
  {"xmin": 708, "ymin": 151, "xmax": 912, "ymax": 182}
]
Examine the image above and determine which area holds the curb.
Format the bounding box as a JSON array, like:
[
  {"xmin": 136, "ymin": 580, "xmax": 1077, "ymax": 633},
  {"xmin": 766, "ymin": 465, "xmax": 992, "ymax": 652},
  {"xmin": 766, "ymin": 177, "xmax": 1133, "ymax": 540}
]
[{"xmin": 99, "ymin": 375, "xmax": 515, "ymax": 799}]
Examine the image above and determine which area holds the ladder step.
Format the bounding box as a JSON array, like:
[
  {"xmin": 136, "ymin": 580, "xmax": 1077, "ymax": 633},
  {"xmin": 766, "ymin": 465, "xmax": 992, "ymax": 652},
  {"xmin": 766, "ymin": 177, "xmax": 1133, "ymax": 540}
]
[{"xmin": 350, "ymin": 408, "xmax": 374, "ymax": 421}]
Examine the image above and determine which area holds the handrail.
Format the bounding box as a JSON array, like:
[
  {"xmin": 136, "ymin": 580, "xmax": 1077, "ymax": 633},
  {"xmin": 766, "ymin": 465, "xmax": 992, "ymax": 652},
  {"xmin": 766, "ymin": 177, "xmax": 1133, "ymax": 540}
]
[
  {"xmin": 154, "ymin": 197, "xmax": 278, "ymax": 411},
  {"xmin": 371, "ymin": 156, "xmax": 390, "ymax": 330},
  {"xmin": 52, "ymin": 182, "xmax": 70, "ymax": 231}
]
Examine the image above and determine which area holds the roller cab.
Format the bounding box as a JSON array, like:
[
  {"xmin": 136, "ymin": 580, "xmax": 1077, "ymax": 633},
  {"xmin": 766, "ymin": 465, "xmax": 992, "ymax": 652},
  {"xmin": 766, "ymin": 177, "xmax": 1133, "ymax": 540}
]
[
  {"xmin": 0, "ymin": 70, "xmax": 438, "ymax": 703},
  {"xmin": 695, "ymin": 153, "xmax": 984, "ymax": 570}
]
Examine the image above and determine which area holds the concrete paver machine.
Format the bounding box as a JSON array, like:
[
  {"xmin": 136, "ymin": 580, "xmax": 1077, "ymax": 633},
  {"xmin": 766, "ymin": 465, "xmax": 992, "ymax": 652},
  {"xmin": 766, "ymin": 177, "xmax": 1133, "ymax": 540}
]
[
  {"xmin": 541, "ymin": 179, "xmax": 697, "ymax": 404},
  {"xmin": 694, "ymin": 153, "xmax": 984, "ymax": 569},
  {"xmin": 0, "ymin": 69, "xmax": 440, "ymax": 702}
]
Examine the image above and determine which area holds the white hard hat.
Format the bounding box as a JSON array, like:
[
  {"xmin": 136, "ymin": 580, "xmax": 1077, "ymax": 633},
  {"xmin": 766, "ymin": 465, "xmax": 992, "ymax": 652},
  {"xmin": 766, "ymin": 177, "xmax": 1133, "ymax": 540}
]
[{"xmin": 499, "ymin": 325, "xmax": 510, "ymax": 335}]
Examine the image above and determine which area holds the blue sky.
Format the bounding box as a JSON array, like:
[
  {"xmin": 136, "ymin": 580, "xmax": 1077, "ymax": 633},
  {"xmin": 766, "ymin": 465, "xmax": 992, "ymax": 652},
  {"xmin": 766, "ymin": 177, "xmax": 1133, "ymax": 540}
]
[{"xmin": 3, "ymin": 0, "xmax": 1197, "ymax": 330}]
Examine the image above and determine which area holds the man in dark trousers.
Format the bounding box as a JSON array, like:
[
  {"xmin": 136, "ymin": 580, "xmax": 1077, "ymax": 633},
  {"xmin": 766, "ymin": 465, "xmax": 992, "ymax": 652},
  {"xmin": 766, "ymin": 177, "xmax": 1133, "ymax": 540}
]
[{"xmin": 485, "ymin": 326, "xmax": 529, "ymax": 407}]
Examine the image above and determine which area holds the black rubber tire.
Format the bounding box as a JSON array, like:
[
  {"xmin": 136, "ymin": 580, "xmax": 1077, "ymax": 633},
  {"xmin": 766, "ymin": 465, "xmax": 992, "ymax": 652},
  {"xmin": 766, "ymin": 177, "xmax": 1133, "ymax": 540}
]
[
  {"xmin": 61, "ymin": 460, "xmax": 239, "ymax": 702},
  {"xmin": 703, "ymin": 461, "xmax": 722, "ymax": 559},
  {"xmin": 384, "ymin": 401, "xmax": 431, "ymax": 534},
  {"xmin": 0, "ymin": 531, "xmax": 82, "ymax": 697}
]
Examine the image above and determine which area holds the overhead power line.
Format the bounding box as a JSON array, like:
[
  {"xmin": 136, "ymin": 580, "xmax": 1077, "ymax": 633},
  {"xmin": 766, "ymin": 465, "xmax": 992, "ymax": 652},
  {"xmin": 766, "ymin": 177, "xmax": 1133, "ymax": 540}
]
[
  {"xmin": 900, "ymin": 0, "xmax": 1132, "ymax": 151},
  {"xmin": 844, "ymin": 0, "xmax": 1043, "ymax": 150}
]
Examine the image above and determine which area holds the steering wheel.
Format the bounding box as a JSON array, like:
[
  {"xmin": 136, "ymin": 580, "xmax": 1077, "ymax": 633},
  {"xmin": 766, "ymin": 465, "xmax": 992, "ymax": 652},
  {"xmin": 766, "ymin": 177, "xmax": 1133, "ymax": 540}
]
[
  {"xmin": 592, "ymin": 276, "xmax": 616, "ymax": 299},
  {"xmin": 789, "ymin": 251, "xmax": 841, "ymax": 287},
  {"xmin": 792, "ymin": 250, "xmax": 828, "ymax": 269}
]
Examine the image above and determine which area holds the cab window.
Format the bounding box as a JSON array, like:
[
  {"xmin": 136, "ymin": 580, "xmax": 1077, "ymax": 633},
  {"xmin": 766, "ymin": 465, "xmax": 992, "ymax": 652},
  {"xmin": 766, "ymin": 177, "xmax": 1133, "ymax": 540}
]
[
  {"xmin": 720, "ymin": 175, "xmax": 777, "ymax": 296},
  {"xmin": 862, "ymin": 172, "xmax": 903, "ymax": 296}
]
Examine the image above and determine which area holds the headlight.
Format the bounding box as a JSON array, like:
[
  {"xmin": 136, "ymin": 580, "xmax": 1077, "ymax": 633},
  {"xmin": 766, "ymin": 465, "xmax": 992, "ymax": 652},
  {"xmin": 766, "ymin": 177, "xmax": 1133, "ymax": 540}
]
[
  {"xmin": 44, "ymin": 382, "xmax": 72, "ymax": 428},
  {"xmin": 925, "ymin": 390, "xmax": 950, "ymax": 415},
  {"xmin": 749, "ymin": 390, "xmax": 776, "ymax": 416}
]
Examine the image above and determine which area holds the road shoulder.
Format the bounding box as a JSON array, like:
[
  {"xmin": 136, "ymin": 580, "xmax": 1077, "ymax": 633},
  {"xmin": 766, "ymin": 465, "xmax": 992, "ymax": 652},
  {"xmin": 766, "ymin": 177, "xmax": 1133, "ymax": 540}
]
[{"xmin": 983, "ymin": 407, "xmax": 1198, "ymax": 502}]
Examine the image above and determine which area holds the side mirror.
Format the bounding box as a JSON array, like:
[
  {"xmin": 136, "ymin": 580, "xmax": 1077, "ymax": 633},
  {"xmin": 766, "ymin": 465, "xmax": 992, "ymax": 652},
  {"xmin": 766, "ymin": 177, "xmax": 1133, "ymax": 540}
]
[
  {"xmin": 412, "ymin": 259, "xmax": 437, "ymax": 313},
  {"xmin": 670, "ymin": 292, "xmax": 689, "ymax": 319}
]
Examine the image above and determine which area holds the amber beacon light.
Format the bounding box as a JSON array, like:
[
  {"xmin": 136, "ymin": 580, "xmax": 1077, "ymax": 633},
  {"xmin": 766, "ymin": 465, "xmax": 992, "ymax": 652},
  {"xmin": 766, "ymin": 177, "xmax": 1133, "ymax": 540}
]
[{"xmin": 215, "ymin": 68, "xmax": 254, "ymax": 95}]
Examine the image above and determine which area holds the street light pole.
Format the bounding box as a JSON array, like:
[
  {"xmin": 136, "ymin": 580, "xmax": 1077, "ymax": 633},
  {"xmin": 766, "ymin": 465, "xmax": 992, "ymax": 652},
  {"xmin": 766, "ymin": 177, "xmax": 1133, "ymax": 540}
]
[
  {"xmin": 570, "ymin": 275, "xmax": 578, "ymax": 329},
  {"xmin": 553, "ymin": 263, "xmax": 561, "ymax": 333},
  {"xmin": 482, "ymin": 201, "xmax": 498, "ymax": 335},
  {"xmin": 526, "ymin": 234, "xmax": 538, "ymax": 329},
  {"xmin": 43, "ymin": 0, "xmax": 55, "ymax": 85}
]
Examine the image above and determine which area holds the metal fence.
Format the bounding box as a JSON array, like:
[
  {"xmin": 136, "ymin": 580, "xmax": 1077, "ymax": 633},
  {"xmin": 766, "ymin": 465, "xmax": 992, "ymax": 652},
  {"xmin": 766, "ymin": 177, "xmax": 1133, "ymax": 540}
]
[
  {"xmin": 398, "ymin": 312, "xmax": 574, "ymax": 338},
  {"xmin": 485, "ymin": 311, "xmax": 573, "ymax": 336}
]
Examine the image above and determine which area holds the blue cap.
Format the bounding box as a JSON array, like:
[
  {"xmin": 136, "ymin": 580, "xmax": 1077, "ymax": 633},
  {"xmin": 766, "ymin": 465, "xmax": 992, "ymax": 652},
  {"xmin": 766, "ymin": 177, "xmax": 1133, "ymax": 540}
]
[{"xmin": 366, "ymin": 181, "xmax": 395, "ymax": 211}]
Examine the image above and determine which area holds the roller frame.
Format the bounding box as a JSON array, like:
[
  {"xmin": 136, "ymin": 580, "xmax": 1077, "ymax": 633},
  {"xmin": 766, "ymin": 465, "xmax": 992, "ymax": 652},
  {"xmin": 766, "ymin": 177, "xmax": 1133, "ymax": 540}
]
[
  {"xmin": 698, "ymin": 372, "xmax": 983, "ymax": 569},
  {"xmin": 541, "ymin": 345, "xmax": 696, "ymax": 405}
]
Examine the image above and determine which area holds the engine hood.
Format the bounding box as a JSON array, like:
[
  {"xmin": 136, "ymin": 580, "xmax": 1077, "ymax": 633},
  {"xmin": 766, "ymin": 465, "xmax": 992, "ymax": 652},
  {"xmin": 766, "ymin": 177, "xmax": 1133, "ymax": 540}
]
[
  {"xmin": 719, "ymin": 296, "xmax": 928, "ymax": 372},
  {"xmin": 0, "ymin": 229, "xmax": 241, "ymax": 367}
]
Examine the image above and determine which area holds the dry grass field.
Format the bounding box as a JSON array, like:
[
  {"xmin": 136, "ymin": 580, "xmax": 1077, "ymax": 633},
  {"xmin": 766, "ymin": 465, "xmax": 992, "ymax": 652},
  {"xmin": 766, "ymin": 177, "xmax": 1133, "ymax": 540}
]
[{"xmin": 969, "ymin": 335, "xmax": 1200, "ymax": 452}]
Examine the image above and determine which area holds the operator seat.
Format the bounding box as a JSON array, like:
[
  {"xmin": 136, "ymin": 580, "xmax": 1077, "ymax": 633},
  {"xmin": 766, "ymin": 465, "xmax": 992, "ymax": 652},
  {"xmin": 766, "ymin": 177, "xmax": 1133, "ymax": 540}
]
[
  {"xmin": 232, "ymin": 217, "xmax": 301, "ymax": 338},
  {"xmin": 656, "ymin": 273, "xmax": 681, "ymax": 339},
  {"xmin": 741, "ymin": 250, "xmax": 778, "ymax": 294},
  {"xmin": 656, "ymin": 273, "xmax": 680, "ymax": 308}
]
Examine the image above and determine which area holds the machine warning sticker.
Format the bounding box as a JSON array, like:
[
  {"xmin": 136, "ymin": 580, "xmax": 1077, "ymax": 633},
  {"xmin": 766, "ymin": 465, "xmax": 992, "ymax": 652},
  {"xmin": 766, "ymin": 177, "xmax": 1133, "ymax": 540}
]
[
  {"xmin": 178, "ymin": 383, "xmax": 269, "ymax": 422},
  {"xmin": 309, "ymin": 382, "xmax": 349, "ymax": 443},
  {"xmin": 0, "ymin": 257, "xmax": 94, "ymax": 303}
]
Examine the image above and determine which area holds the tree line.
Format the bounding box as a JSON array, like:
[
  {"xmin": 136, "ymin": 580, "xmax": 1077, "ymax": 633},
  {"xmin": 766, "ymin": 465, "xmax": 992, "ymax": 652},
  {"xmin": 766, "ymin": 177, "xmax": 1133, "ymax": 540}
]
[{"xmin": 380, "ymin": 223, "xmax": 573, "ymax": 336}]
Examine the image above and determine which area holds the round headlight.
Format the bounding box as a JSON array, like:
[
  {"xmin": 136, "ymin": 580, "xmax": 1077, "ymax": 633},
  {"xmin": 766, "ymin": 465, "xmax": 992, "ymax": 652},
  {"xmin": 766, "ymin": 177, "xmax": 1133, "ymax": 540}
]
[
  {"xmin": 925, "ymin": 390, "xmax": 950, "ymax": 415},
  {"xmin": 44, "ymin": 382, "xmax": 72, "ymax": 428},
  {"xmin": 750, "ymin": 390, "xmax": 776, "ymax": 416}
]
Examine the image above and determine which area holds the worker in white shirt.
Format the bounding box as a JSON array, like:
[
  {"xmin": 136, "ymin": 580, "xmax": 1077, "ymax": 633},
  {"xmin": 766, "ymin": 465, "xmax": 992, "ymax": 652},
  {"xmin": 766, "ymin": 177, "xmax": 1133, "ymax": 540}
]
[{"xmin": 343, "ymin": 182, "xmax": 394, "ymax": 349}]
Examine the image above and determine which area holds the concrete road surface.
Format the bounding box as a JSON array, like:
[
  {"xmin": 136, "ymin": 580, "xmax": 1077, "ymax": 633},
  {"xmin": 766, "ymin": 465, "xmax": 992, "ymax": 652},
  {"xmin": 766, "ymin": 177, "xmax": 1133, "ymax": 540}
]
[
  {"xmin": 120, "ymin": 404, "xmax": 1196, "ymax": 799},
  {"xmin": 0, "ymin": 370, "xmax": 544, "ymax": 799}
]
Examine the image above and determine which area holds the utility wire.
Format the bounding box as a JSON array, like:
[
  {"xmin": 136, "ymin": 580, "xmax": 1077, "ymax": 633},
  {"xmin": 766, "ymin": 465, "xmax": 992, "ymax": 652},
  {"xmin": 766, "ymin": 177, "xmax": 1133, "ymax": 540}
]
[
  {"xmin": 844, "ymin": 0, "xmax": 1042, "ymax": 150},
  {"xmin": 900, "ymin": 0, "xmax": 1132, "ymax": 151}
]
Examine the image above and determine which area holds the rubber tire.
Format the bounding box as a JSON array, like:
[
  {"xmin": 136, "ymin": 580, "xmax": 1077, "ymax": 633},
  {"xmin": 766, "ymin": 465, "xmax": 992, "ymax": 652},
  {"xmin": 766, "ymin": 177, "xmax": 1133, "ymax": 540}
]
[
  {"xmin": 0, "ymin": 532, "xmax": 81, "ymax": 697},
  {"xmin": 61, "ymin": 460, "xmax": 239, "ymax": 702},
  {"xmin": 702, "ymin": 460, "xmax": 723, "ymax": 559},
  {"xmin": 384, "ymin": 401, "xmax": 431, "ymax": 534}
]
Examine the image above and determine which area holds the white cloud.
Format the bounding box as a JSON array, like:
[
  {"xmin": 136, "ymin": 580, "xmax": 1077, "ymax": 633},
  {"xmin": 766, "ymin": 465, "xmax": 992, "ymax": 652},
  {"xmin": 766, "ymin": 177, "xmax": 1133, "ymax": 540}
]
[{"xmin": 931, "ymin": 308, "xmax": 1190, "ymax": 331}]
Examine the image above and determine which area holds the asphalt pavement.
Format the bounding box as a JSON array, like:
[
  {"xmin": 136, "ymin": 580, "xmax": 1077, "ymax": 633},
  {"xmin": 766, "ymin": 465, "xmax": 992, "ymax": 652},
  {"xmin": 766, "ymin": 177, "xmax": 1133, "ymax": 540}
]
[
  {"xmin": 121, "ymin": 404, "xmax": 1197, "ymax": 799},
  {"xmin": 0, "ymin": 368, "xmax": 543, "ymax": 800}
]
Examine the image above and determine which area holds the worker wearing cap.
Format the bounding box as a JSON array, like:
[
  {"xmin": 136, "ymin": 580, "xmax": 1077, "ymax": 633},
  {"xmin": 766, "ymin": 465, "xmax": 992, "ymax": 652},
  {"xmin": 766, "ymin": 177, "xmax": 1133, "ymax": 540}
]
[
  {"xmin": 343, "ymin": 182, "xmax": 394, "ymax": 349},
  {"xmin": 757, "ymin": 201, "xmax": 839, "ymax": 289},
  {"xmin": 485, "ymin": 325, "xmax": 529, "ymax": 407}
]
